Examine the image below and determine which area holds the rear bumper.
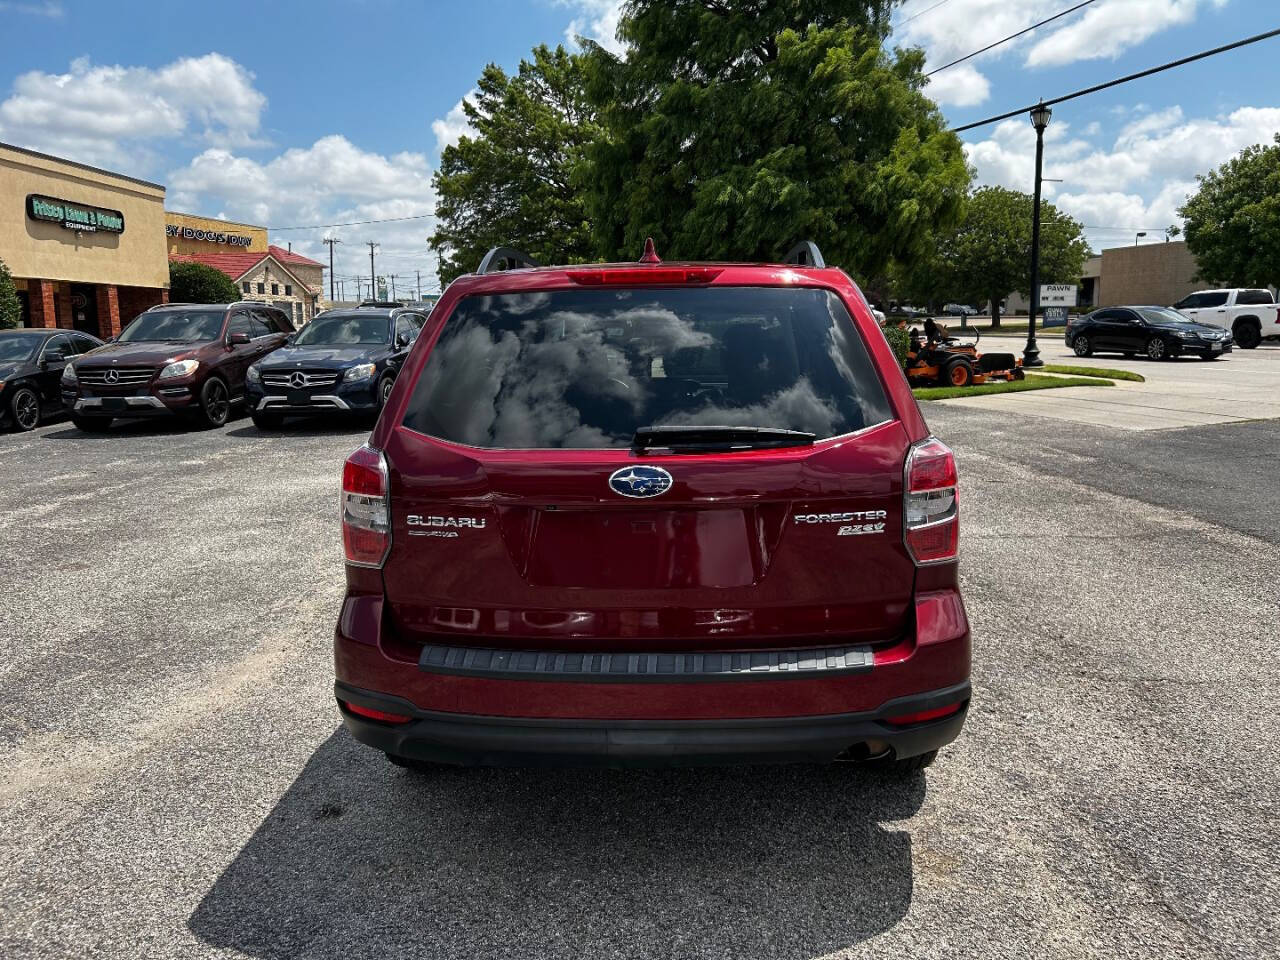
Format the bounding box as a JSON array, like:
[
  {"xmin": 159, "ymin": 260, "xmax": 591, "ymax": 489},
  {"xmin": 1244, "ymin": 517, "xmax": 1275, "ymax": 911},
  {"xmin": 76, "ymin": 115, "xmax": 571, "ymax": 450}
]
[
  {"xmin": 333, "ymin": 588, "xmax": 972, "ymax": 767},
  {"xmin": 336, "ymin": 678, "xmax": 970, "ymax": 767}
]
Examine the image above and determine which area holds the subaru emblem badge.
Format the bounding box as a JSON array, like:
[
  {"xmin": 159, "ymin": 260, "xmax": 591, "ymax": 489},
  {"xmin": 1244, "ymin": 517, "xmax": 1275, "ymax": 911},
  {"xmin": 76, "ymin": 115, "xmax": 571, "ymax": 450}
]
[{"xmin": 608, "ymin": 465, "xmax": 673, "ymax": 499}]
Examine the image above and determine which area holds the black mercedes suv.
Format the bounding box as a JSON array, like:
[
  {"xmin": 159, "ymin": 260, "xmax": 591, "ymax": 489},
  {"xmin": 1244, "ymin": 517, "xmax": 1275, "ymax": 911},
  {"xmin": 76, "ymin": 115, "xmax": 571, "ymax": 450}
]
[{"xmin": 245, "ymin": 304, "xmax": 426, "ymax": 428}]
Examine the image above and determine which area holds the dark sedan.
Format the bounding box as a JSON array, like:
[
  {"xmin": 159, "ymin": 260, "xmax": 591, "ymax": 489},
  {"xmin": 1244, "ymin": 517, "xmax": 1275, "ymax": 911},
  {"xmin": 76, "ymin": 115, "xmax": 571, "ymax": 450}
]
[
  {"xmin": 245, "ymin": 306, "xmax": 426, "ymax": 428},
  {"xmin": 1065, "ymin": 306, "xmax": 1233, "ymax": 361},
  {"xmin": 0, "ymin": 328, "xmax": 104, "ymax": 431}
]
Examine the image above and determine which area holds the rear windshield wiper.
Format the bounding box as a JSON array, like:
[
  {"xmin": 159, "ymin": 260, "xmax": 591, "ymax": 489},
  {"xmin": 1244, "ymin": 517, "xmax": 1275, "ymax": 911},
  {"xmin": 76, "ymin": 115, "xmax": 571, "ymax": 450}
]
[{"xmin": 632, "ymin": 424, "xmax": 816, "ymax": 453}]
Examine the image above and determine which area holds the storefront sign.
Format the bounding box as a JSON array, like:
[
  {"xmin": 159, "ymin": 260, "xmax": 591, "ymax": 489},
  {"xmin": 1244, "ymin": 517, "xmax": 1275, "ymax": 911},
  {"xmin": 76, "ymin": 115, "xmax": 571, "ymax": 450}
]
[
  {"xmin": 166, "ymin": 223, "xmax": 254, "ymax": 247},
  {"xmin": 1039, "ymin": 284, "xmax": 1077, "ymax": 307},
  {"xmin": 27, "ymin": 194, "xmax": 125, "ymax": 234}
]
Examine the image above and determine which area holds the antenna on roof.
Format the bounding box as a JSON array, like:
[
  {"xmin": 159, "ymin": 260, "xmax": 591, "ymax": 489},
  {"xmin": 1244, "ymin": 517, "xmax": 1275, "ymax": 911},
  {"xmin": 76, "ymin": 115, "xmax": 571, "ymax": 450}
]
[{"xmin": 639, "ymin": 237, "xmax": 661, "ymax": 264}]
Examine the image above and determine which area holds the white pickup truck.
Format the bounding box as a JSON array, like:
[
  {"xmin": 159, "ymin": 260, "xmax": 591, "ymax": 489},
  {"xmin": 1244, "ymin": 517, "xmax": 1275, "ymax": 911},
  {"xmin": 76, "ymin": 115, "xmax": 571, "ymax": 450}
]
[{"xmin": 1171, "ymin": 289, "xmax": 1280, "ymax": 349}]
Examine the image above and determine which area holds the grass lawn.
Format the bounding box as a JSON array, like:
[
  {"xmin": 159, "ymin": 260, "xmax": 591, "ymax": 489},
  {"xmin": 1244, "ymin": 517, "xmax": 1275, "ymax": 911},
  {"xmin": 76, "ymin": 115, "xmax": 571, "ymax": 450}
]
[
  {"xmin": 1040, "ymin": 364, "xmax": 1145, "ymax": 382},
  {"xmin": 912, "ymin": 373, "xmax": 1112, "ymax": 401}
]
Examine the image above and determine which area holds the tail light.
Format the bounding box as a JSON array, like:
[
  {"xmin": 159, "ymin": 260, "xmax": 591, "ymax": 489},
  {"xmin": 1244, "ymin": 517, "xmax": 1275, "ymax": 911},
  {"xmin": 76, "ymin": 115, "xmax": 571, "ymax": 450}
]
[
  {"xmin": 342, "ymin": 444, "xmax": 390, "ymax": 567},
  {"xmin": 904, "ymin": 437, "xmax": 958, "ymax": 564}
]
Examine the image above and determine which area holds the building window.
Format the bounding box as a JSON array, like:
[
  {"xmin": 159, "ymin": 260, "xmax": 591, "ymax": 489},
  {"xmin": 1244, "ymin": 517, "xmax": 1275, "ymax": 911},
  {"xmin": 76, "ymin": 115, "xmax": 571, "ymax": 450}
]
[
  {"xmin": 284, "ymin": 285, "xmax": 292, "ymax": 296},
  {"xmin": 257, "ymin": 282, "xmax": 264, "ymax": 294},
  {"xmin": 242, "ymin": 281, "xmax": 250, "ymax": 293},
  {"xmin": 271, "ymin": 283, "xmax": 279, "ymax": 295}
]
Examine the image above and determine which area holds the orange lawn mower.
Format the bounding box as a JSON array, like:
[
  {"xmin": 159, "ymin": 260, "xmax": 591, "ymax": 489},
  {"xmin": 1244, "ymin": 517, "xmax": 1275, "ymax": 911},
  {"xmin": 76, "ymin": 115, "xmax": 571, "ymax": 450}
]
[{"xmin": 904, "ymin": 321, "xmax": 1024, "ymax": 388}]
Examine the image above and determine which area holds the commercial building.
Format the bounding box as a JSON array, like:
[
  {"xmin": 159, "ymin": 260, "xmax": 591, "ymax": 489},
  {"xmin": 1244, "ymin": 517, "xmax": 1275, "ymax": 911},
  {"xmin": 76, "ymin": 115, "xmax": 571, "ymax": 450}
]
[
  {"xmin": 997, "ymin": 241, "xmax": 1212, "ymax": 317},
  {"xmin": 169, "ymin": 230, "xmax": 324, "ymax": 326},
  {"xmin": 1092, "ymin": 240, "xmax": 1202, "ymax": 308},
  {"xmin": 1, "ymin": 141, "xmax": 169, "ymax": 337}
]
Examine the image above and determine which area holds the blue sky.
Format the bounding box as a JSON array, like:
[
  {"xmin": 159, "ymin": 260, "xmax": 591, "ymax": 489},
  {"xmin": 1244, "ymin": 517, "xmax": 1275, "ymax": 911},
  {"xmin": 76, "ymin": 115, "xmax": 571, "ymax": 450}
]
[{"xmin": 0, "ymin": 0, "xmax": 1276, "ymax": 290}]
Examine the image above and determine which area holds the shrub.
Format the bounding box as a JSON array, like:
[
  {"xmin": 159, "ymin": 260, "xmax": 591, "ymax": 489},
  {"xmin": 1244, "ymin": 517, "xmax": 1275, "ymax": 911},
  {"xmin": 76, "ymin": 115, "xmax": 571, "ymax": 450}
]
[
  {"xmin": 0, "ymin": 258, "xmax": 20, "ymax": 329},
  {"xmin": 169, "ymin": 261, "xmax": 240, "ymax": 304},
  {"xmin": 881, "ymin": 323, "xmax": 909, "ymax": 367}
]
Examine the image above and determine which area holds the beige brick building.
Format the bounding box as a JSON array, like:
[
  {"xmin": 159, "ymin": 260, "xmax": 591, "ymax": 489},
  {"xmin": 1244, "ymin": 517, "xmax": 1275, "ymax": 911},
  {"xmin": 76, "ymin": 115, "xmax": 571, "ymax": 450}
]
[{"xmin": 1, "ymin": 141, "xmax": 170, "ymax": 336}]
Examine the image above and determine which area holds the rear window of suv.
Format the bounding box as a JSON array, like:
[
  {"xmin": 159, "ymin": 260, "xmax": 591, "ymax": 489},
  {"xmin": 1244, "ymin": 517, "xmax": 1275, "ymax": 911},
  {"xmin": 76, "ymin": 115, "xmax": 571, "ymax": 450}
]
[{"xmin": 402, "ymin": 286, "xmax": 893, "ymax": 449}]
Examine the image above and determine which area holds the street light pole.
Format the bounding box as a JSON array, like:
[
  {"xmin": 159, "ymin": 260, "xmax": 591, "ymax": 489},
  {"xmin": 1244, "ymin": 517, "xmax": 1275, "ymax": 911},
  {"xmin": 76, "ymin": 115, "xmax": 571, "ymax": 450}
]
[{"xmin": 1024, "ymin": 101, "xmax": 1052, "ymax": 369}]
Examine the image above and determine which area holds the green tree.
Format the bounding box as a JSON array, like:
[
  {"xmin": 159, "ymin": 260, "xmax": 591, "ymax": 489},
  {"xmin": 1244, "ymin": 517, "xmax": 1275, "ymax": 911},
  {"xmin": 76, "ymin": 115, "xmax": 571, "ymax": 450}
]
[
  {"xmin": 0, "ymin": 258, "xmax": 20, "ymax": 329},
  {"xmin": 578, "ymin": 1, "xmax": 968, "ymax": 280},
  {"xmin": 430, "ymin": 45, "xmax": 598, "ymax": 286},
  {"xmin": 169, "ymin": 261, "xmax": 240, "ymax": 304},
  {"xmin": 1179, "ymin": 134, "xmax": 1280, "ymax": 287},
  {"xmin": 922, "ymin": 186, "xmax": 1089, "ymax": 329}
]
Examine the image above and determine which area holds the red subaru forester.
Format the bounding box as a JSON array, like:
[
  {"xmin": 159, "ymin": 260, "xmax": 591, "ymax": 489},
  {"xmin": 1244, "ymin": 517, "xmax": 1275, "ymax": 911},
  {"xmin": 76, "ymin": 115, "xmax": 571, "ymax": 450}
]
[{"xmin": 334, "ymin": 242, "xmax": 970, "ymax": 771}]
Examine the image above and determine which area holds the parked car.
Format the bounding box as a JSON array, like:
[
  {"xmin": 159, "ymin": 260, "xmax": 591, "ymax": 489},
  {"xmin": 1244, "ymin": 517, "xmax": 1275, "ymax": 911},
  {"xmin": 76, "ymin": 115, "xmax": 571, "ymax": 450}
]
[
  {"xmin": 0, "ymin": 328, "xmax": 103, "ymax": 431},
  {"xmin": 245, "ymin": 304, "xmax": 426, "ymax": 428},
  {"xmin": 334, "ymin": 240, "xmax": 971, "ymax": 772},
  {"xmin": 943, "ymin": 303, "xmax": 979, "ymax": 317},
  {"xmin": 61, "ymin": 301, "xmax": 293, "ymax": 432},
  {"xmin": 1066, "ymin": 305, "xmax": 1232, "ymax": 360},
  {"xmin": 1171, "ymin": 289, "xmax": 1280, "ymax": 349}
]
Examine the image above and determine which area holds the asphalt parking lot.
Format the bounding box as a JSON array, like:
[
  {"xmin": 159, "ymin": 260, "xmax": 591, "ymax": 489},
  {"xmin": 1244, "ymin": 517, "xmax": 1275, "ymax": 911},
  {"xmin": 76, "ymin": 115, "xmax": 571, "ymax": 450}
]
[{"xmin": 2, "ymin": 404, "xmax": 1278, "ymax": 959}]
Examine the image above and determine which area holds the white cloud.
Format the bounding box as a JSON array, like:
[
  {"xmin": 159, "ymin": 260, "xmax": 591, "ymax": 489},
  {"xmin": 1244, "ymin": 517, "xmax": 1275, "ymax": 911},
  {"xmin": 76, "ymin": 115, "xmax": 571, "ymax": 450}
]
[
  {"xmin": 169, "ymin": 136, "xmax": 440, "ymax": 295},
  {"xmin": 963, "ymin": 104, "xmax": 1280, "ymax": 249},
  {"xmin": 1027, "ymin": 0, "xmax": 1228, "ymax": 67},
  {"xmin": 0, "ymin": 53, "xmax": 267, "ymax": 169},
  {"xmin": 431, "ymin": 91, "xmax": 476, "ymax": 154},
  {"xmin": 896, "ymin": 0, "xmax": 1229, "ymax": 107},
  {"xmin": 560, "ymin": 0, "xmax": 625, "ymax": 55}
]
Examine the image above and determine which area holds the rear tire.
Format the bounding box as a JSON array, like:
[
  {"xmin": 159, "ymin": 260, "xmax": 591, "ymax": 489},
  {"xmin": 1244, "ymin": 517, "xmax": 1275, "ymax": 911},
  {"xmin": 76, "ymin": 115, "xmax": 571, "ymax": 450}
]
[
  {"xmin": 1072, "ymin": 335, "xmax": 1092, "ymax": 357},
  {"xmin": 9, "ymin": 385, "xmax": 40, "ymax": 431},
  {"xmin": 1234, "ymin": 320, "xmax": 1261, "ymax": 350},
  {"xmin": 71, "ymin": 414, "xmax": 112, "ymax": 433},
  {"xmin": 944, "ymin": 357, "xmax": 974, "ymax": 387},
  {"xmin": 198, "ymin": 377, "xmax": 231, "ymax": 429},
  {"xmin": 1146, "ymin": 336, "xmax": 1167, "ymax": 361}
]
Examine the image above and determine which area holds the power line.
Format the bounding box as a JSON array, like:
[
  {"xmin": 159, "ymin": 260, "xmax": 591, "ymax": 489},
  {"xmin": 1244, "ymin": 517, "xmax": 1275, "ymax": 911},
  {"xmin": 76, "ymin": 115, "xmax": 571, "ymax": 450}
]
[
  {"xmin": 898, "ymin": 0, "xmax": 953, "ymax": 29},
  {"xmin": 270, "ymin": 213, "xmax": 432, "ymax": 231},
  {"xmin": 926, "ymin": 1, "xmax": 1097, "ymax": 77},
  {"xmin": 952, "ymin": 26, "xmax": 1280, "ymax": 133}
]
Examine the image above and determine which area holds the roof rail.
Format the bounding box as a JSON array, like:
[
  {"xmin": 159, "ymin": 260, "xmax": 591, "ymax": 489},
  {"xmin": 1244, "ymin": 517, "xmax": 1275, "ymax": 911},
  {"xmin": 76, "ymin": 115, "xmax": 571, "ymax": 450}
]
[
  {"xmin": 358, "ymin": 299, "xmax": 405, "ymax": 308},
  {"xmin": 782, "ymin": 241, "xmax": 826, "ymax": 269},
  {"xmin": 476, "ymin": 246, "xmax": 541, "ymax": 274}
]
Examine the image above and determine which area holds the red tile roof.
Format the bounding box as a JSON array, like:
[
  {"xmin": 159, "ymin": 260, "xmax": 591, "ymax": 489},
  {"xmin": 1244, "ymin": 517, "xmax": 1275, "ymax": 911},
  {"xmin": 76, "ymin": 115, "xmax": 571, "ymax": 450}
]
[
  {"xmin": 169, "ymin": 251, "xmax": 267, "ymax": 281},
  {"xmin": 268, "ymin": 245, "xmax": 322, "ymax": 267},
  {"xmin": 170, "ymin": 245, "xmax": 322, "ymax": 285}
]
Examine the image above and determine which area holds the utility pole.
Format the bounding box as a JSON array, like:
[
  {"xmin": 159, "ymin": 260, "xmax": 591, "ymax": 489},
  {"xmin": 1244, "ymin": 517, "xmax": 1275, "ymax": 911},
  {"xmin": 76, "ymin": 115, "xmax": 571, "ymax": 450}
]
[
  {"xmin": 390, "ymin": 274, "xmax": 397, "ymax": 301},
  {"xmin": 416, "ymin": 270, "xmax": 421, "ymax": 300},
  {"xmin": 366, "ymin": 241, "xmax": 379, "ymax": 303},
  {"xmin": 322, "ymin": 237, "xmax": 341, "ymax": 301}
]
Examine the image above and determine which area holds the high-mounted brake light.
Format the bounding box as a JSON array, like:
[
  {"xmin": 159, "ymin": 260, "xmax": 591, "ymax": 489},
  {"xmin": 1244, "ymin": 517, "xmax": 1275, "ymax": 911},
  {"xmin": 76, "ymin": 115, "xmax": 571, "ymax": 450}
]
[
  {"xmin": 567, "ymin": 267, "xmax": 724, "ymax": 286},
  {"xmin": 342, "ymin": 444, "xmax": 391, "ymax": 567},
  {"xmin": 903, "ymin": 437, "xmax": 958, "ymax": 565}
]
